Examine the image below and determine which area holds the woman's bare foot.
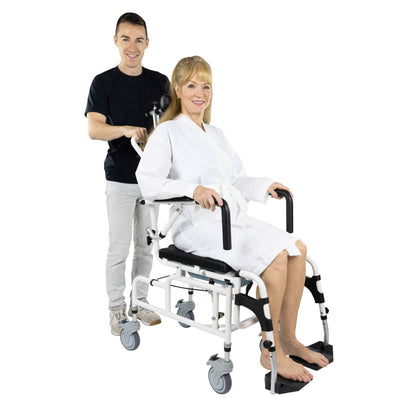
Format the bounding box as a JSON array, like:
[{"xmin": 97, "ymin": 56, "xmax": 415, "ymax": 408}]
[
  {"xmin": 260, "ymin": 349, "xmax": 313, "ymax": 382},
  {"xmin": 279, "ymin": 336, "xmax": 329, "ymax": 369}
]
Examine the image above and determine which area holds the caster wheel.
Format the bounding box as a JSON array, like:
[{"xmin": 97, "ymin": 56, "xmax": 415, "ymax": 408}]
[
  {"xmin": 120, "ymin": 329, "xmax": 140, "ymax": 351},
  {"xmin": 178, "ymin": 310, "xmax": 194, "ymax": 328},
  {"xmin": 208, "ymin": 367, "xmax": 232, "ymax": 394}
]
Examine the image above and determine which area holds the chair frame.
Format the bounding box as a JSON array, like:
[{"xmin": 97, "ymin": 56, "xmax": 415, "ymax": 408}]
[{"xmin": 119, "ymin": 191, "xmax": 332, "ymax": 394}]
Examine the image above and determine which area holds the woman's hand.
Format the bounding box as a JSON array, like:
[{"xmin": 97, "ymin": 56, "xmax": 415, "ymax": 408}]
[
  {"xmin": 267, "ymin": 182, "xmax": 293, "ymax": 199},
  {"xmin": 193, "ymin": 185, "xmax": 223, "ymax": 211}
]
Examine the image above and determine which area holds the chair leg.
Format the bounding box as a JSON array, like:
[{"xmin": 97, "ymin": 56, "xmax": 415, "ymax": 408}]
[{"xmin": 289, "ymin": 257, "xmax": 334, "ymax": 369}]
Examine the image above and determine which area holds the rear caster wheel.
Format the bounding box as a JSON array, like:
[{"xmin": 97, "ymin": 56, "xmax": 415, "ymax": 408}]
[
  {"xmin": 176, "ymin": 299, "xmax": 195, "ymax": 328},
  {"xmin": 120, "ymin": 329, "xmax": 140, "ymax": 351},
  {"xmin": 178, "ymin": 310, "xmax": 194, "ymax": 328}
]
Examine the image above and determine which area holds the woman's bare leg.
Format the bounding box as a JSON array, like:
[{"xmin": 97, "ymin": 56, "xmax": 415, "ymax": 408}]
[
  {"xmin": 279, "ymin": 240, "xmax": 329, "ymax": 368},
  {"xmin": 259, "ymin": 250, "xmax": 313, "ymax": 382}
]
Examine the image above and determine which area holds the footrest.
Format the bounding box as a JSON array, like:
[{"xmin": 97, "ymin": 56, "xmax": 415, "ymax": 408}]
[
  {"xmin": 290, "ymin": 341, "xmax": 334, "ymax": 370},
  {"xmin": 265, "ymin": 372, "xmax": 309, "ymax": 394}
]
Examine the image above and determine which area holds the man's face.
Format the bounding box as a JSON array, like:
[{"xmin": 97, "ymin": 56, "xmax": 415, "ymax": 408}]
[{"xmin": 114, "ymin": 22, "xmax": 149, "ymax": 75}]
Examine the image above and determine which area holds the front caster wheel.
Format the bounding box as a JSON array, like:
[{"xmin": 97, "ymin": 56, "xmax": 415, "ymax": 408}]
[
  {"xmin": 120, "ymin": 329, "xmax": 140, "ymax": 351},
  {"xmin": 208, "ymin": 367, "xmax": 232, "ymax": 394}
]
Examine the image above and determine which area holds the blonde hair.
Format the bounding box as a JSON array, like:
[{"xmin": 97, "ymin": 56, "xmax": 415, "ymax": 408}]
[{"xmin": 160, "ymin": 56, "xmax": 213, "ymax": 124}]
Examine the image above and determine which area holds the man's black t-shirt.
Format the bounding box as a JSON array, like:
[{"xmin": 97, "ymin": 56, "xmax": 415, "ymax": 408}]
[{"xmin": 85, "ymin": 66, "xmax": 170, "ymax": 184}]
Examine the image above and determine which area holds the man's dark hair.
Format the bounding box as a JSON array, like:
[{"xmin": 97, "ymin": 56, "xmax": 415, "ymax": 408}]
[{"xmin": 115, "ymin": 12, "xmax": 148, "ymax": 38}]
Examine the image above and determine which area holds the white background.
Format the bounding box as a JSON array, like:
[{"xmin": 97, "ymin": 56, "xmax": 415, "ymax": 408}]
[{"xmin": 1, "ymin": 0, "xmax": 415, "ymax": 416}]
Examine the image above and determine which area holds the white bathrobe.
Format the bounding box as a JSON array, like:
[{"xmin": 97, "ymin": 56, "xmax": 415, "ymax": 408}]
[{"xmin": 137, "ymin": 114, "xmax": 300, "ymax": 275}]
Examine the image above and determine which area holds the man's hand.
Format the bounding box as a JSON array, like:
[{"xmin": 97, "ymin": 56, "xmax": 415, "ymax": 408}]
[{"xmin": 122, "ymin": 126, "xmax": 148, "ymax": 149}]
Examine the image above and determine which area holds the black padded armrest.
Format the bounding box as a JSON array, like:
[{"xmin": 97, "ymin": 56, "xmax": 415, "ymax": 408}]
[
  {"xmin": 274, "ymin": 188, "xmax": 294, "ymax": 233},
  {"xmin": 153, "ymin": 197, "xmax": 232, "ymax": 251},
  {"xmin": 154, "ymin": 196, "xmax": 193, "ymax": 203}
]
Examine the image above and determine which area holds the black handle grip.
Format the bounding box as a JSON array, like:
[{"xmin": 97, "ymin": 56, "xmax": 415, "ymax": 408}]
[
  {"xmin": 160, "ymin": 94, "xmax": 171, "ymax": 111},
  {"xmin": 274, "ymin": 188, "xmax": 293, "ymax": 233},
  {"xmin": 154, "ymin": 196, "xmax": 232, "ymax": 250}
]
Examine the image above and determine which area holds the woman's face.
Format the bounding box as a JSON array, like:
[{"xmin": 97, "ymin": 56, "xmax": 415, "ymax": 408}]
[{"xmin": 176, "ymin": 73, "xmax": 211, "ymax": 122}]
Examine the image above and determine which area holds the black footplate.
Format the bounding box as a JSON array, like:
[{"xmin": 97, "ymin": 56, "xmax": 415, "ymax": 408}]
[
  {"xmin": 290, "ymin": 341, "xmax": 334, "ymax": 371},
  {"xmin": 265, "ymin": 372, "xmax": 310, "ymax": 394}
]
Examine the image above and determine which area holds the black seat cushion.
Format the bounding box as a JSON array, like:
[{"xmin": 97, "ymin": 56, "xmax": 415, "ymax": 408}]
[{"xmin": 159, "ymin": 245, "xmax": 234, "ymax": 273}]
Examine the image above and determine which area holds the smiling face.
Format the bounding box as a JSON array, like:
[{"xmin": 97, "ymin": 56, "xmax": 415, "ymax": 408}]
[
  {"xmin": 114, "ymin": 22, "xmax": 149, "ymax": 76},
  {"xmin": 175, "ymin": 74, "xmax": 212, "ymax": 125}
]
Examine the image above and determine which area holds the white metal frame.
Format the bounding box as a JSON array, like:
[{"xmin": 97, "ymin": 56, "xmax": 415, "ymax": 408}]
[{"xmin": 130, "ymin": 200, "xmax": 280, "ymax": 393}]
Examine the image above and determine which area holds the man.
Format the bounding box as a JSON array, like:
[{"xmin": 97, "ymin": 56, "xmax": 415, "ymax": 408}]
[{"xmin": 85, "ymin": 12, "xmax": 169, "ymax": 335}]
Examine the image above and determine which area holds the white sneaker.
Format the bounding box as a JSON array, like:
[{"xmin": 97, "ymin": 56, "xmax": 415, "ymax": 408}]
[
  {"xmin": 109, "ymin": 305, "xmax": 127, "ymax": 336},
  {"xmin": 129, "ymin": 298, "xmax": 161, "ymax": 326}
]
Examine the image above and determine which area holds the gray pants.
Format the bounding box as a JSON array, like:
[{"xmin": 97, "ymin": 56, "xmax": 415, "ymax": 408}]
[{"xmin": 105, "ymin": 181, "xmax": 154, "ymax": 308}]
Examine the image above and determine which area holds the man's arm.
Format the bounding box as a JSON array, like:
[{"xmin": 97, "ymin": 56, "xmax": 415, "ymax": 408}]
[{"xmin": 87, "ymin": 112, "xmax": 147, "ymax": 144}]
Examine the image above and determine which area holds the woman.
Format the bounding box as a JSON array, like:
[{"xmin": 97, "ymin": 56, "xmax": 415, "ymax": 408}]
[{"xmin": 137, "ymin": 56, "xmax": 328, "ymax": 382}]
